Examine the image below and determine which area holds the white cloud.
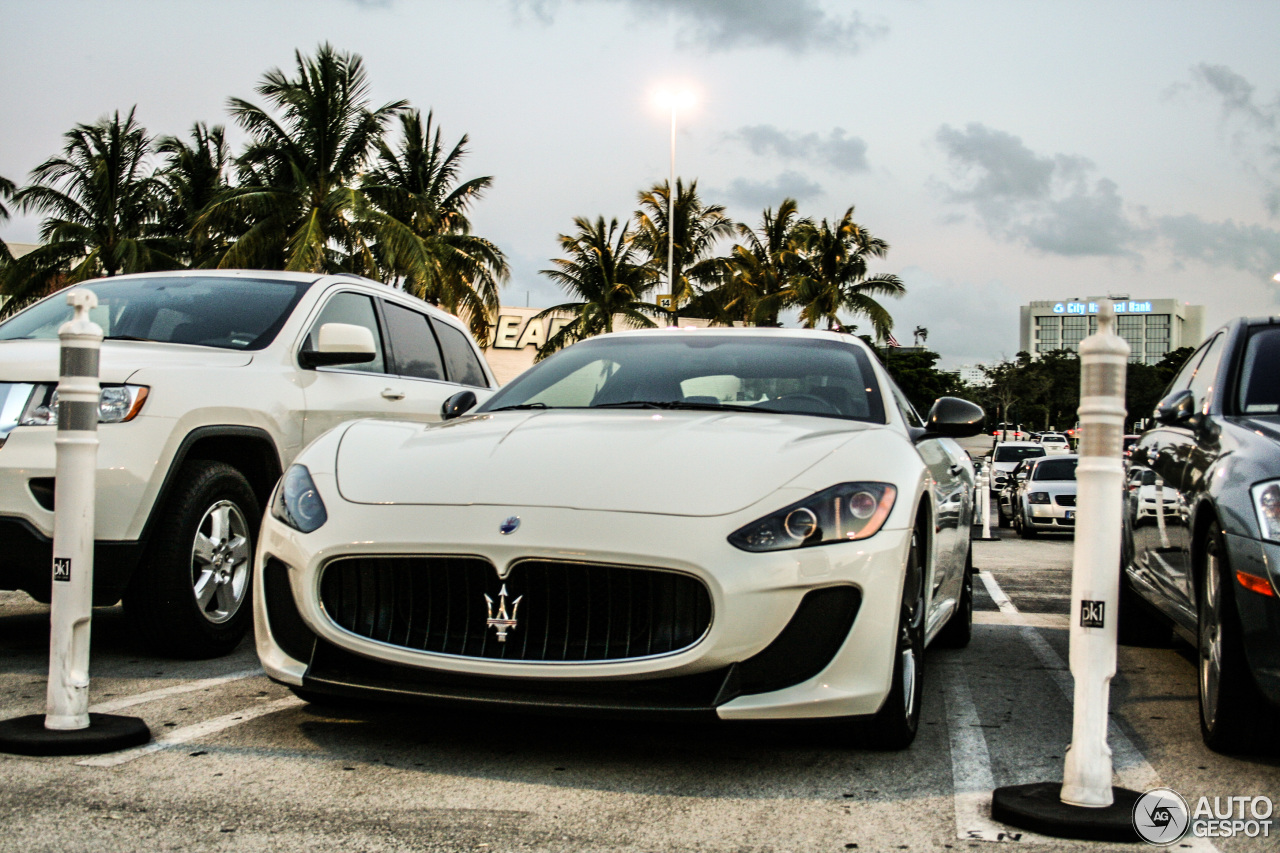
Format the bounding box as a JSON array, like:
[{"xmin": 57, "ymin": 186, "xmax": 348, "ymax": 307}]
[
  {"xmin": 727, "ymin": 125, "xmax": 869, "ymax": 173},
  {"xmin": 718, "ymin": 171, "xmax": 824, "ymax": 209}
]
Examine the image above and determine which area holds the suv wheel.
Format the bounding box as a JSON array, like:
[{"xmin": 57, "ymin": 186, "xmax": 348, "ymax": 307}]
[{"xmin": 125, "ymin": 460, "xmax": 259, "ymax": 658}]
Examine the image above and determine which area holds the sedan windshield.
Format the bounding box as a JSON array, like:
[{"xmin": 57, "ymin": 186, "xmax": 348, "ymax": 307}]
[
  {"xmin": 476, "ymin": 334, "xmax": 887, "ymax": 423},
  {"xmin": 1033, "ymin": 458, "xmax": 1077, "ymax": 481},
  {"xmin": 0, "ymin": 276, "xmax": 312, "ymax": 351}
]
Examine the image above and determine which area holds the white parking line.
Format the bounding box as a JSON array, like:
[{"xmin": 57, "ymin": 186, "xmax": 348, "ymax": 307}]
[
  {"xmin": 77, "ymin": 696, "xmax": 304, "ymax": 767},
  {"xmin": 88, "ymin": 668, "xmax": 262, "ymax": 714},
  {"xmin": 972, "ymin": 570, "xmax": 1220, "ymax": 852}
]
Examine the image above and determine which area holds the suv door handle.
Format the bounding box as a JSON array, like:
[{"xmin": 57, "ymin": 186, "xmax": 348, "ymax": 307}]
[{"xmin": 381, "ymin": 388, "xmax": 406, "ymax": 401}]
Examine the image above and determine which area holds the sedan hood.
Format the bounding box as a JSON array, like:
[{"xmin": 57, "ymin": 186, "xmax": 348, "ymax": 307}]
[
  {"xmin": 335, "ymin": 410, "xmax": 877, "ymax": 516},
  {"xmin": 0, "ymin": 339, "xmax": 252, "ymax": 384}
]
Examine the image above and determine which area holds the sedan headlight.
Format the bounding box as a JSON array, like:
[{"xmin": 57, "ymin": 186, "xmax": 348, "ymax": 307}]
[
  {"xmin": 1027, "ymin": 492, "xmax": 1050, "ymax": 504},
  {"xmin": 729, "ymin": 483, "xmax": 896, "ymax": 553},
  {"xmin": 271, "ymin": 464, "xmax": 328, "ymax": 533},
  {"xmin": 1250, "ymin": 480, "xmax": 1280, "ymax": 542},
  {"xmin": 18, "ymin": 383, "xmax": 149, "ymax": 425}
]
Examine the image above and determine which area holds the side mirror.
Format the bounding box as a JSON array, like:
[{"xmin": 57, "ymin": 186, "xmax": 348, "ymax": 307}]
[
  {"xmin": 1154, "ymin": 389, "xmax": 1195, "ymax": 426},
  {"xmin": 919, "ymin": 397, "xmax": 985, "ymax": 439},
  {"xmin": 299, "ymin": 322, "xmax": 377, "ymax": 368},
  {"xmin": 442, "ymin": 390, "xmax": 478, "ymax": 421}
]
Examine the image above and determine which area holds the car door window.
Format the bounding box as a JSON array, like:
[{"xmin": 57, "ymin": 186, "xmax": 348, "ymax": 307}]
[
  {"xmin": 382, "ymin": 301, "xmax": 445, "ymax": 381},
  {"xmin": 1186, "ymin": 333, "xmax": 1225, "ymax": 415},
  {"xmin": 431, "ymin": 318, "xmax": 489, "ymax": 387},
  {"xmin": 304, "ymin": 292, "xmax": 387, "ymax": 374}
]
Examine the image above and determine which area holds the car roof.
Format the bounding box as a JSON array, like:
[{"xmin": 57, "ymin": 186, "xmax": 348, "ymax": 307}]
[
  {"xmin": 602, "ymin": 327, "xmax": 865, "ymax": 344},
  {"xmin": 994, "ymin": 440, "xmax": 1042, "ymax": 447},
  {"xmin": 95, "ymin": 269, "xmax": 325, "ymax": 285}
]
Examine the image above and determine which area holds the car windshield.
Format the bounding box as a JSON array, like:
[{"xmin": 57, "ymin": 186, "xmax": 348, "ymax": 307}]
[
  {"xmin": 0, "ymin": 276, "xmax": 312, "ymax": 350},
  {"xmin": 1237, "ymin": 326, "xmax": 1280, "ymax": 415},
  {"xmin": 475, "ymin": 334, "xmax": 887, "ymax": 423},
  {"xmin": 993, "ymin": 445, "xmax": 1046, "ymax": 462},
  {"xmin": 1033, "ymin": 458, "xmax": 1077, "ymax": 481}
]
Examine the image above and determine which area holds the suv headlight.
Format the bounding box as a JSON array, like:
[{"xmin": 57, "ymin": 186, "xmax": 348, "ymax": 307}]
[
  {"xmin": 18, "ymin": 383, "xmax": 149, "ymax": 425},
  {"xmin": 271, "ymin": 465, "xmax": 328, "ymax": 533},
  {"xmin": 729, "ymin": 483, "xmax": 896, "ymax": 553},
  {"xmin": 1251, "ymin": 480, "xmax": 1280, "ymax": 542},
  {"xmin": 1027, "ymin": 492, "xmax": 1050, "ymax": 504}
]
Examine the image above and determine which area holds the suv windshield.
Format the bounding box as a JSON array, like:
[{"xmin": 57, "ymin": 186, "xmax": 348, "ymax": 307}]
[
  {"xmin": 1033, "ymin": 458, "xmax": 1077, "ymax": 480},
  {"xmin": 1237, "ymin": 326, "xmax": 1280, "ymax": 415},
  {"xmin": 476, "ymin": 334, "xmax": 887, "ymax": 423},
  {"xmin": 993, "ymin": 445, "xmax": 1046, "ymax": 462},
  {"xmin": 0, "ymin": 276, "xmax": 312, "ymax": 350}
]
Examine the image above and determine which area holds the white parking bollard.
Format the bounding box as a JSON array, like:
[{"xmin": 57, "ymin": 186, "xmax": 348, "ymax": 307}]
[
  {"xmin": 974, "ymin": 467, "xmax": 997, "ymax": 541},
  {"xmin": 990, "ymin": 300, "xmax": 1142, "ymax": 841},
  {"xmin": 0, "ymin": 291, "xmax": 149, "ymax": 756},
  {"xmin": 1060, "ymin": 299, "xmax": 1129, "ymax": 807}
]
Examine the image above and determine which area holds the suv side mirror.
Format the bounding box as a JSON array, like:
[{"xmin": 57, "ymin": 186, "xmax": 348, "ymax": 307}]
[
  {"xmin": 1154, "ymin": 388, "xmax": 1195, "ymax": 426},
  {"xmin": 299, "ymin": 322, "xmax": 377, "ymax": 369},
  {"xmin": 442, "ymin": 390, "xmax": 478, "ymax": 421},
  {"xmin": 919, "ymin": 397, "xmax": 985, "ymax": 439}
]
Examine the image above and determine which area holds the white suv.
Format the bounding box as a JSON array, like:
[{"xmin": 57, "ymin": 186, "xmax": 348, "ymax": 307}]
[{"xmin": 0, "ymin": 270, "xmax": 496, "ymax": 657}]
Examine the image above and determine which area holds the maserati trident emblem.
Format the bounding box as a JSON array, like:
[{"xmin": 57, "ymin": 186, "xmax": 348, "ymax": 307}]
[
  {"xmin": 485, "ymin": 584, "xmax": 523, "ymax": 642},
  {"xmin": 499, "ymin": 516, "xmax": 520, "ymax": 535}
]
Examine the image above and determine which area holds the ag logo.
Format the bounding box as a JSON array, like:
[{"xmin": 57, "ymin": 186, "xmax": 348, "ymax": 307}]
[{"xmin": 1132, "ymin": 787, "xmax": 1189, "ymax": 845}]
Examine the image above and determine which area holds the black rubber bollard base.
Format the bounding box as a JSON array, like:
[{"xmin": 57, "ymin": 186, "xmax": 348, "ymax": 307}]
[
  {"xmin": 992, "ymin": 782, "xmax": 1142, "ymax": 843},
  {"xmin": 0, "ymin": 713, "xmax": 151, "ymax": 756}
]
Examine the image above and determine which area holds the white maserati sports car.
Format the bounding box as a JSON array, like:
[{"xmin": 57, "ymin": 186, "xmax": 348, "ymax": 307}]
[{"xmin": 254, "ymin": 328, "xmax": 984, "ymax": 748}]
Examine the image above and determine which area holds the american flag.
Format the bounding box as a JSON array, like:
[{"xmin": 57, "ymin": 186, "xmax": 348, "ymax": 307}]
[{"xmin": 886, "ymin": 333, "xmax": 901, "ymax": 347}]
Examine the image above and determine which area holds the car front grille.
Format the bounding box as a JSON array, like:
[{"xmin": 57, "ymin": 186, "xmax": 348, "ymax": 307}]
[
  {"xmin": 319, "ymin": 556, "xmax": 712, "ymax": 662},
  {"xmin": 1055, "ymin": 494, "xmax": 1076, "ymax": 506}
]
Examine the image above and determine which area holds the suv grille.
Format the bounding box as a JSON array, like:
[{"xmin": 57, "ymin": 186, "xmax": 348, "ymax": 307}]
[
  {"xmin": 319, "ymin": 556, "xmax": 712, "ymax": 662},
  {"xmin": 1055, "ymin": 494, "xmax": 1076, "ymax": 506}
]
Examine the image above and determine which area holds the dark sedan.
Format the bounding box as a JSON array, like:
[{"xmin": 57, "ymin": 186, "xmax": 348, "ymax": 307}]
[{"xmin": 1121, "ymin": 317, "xmax": 1280, "ymax": 752}]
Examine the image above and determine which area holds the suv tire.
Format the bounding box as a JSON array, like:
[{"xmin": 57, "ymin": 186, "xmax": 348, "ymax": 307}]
[{"xmin": 124, "ymin": 460, "xmax": 259, "ymax": 659}]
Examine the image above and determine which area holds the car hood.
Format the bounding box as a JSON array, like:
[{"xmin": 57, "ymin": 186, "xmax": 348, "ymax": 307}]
[
  {"xmin": 0, "ymin": 339, "xmax": 253, "ymax": 383},
  {"xmin": 334, "ymin": 410, "xmax": 878, "ymax": 516},
  {"xmin": 1026, "ymin": 480, "xmax": 1076, "ymax": 494}
]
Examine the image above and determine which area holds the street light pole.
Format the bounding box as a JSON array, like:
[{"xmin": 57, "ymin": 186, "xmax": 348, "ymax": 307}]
[{"xmin": 668, "ymin": 102, "xmax": 677, "ymax": 325}]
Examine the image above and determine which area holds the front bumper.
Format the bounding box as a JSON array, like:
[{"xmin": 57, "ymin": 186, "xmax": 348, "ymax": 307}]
[
  {"xmin": 254, "ymin": 499, "xmax": 913, "ymax": 721},
  {"xmin": 1026, "ymin": 500, "xmax": 1076, "ymax": 531}
]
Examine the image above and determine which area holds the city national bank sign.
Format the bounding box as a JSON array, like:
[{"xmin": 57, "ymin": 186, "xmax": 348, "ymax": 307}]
[{"xmin": 1052, "ymin": 300, "xmax": 1154, "ymax": 315}]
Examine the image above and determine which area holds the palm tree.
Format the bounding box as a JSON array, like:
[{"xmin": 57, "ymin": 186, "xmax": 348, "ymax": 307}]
[
  {"xmin": 791, "ymin": 206, "xmax": 904, "ymax": 337},
  {"xmin": 200, "ymin": 43, "xmax": 406, "ymax": 273},
  {"xmin": 532, "ymin": 216, "xmax": 664, "ymax": 360},
  {"xmin": 717, "ymin": 198, "xmax": 810, "ymax": 326},
  {"xmin": 0, "ymin": 173, "xmax": 15, "ymax": 265},
  {"xmin": 3, "ymin": 109, "xmax": 177, "ymax": 315},
  {"xmin": 156, "ymin": 122, "xmax": 234, "ymax": 268},
  {"xmin": 633, "ymin": 178, "xmax": 734, "ymax": 318},
  {"xmin": 362, "ymin": 109, "xmax": 509, "ymax": 340}
]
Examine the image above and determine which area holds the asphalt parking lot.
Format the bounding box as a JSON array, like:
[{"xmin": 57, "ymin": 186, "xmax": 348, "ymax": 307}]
[{"xmin": 1, "ymin": 521, "xmax": 1277, "ymax": 853}]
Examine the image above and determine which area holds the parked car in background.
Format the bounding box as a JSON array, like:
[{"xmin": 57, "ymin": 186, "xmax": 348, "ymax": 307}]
[
  {"xmin": 255, "ymin": 328, "xmax": 985, "ymax": 749},
  {"xmin": 986, "ymin": 440, "xmax": 1047, "ymax": 494},
  {"xmin": 0, "ymin": 270, "xmax": 496, "ymax": 658},
  {"xmin": 1008, "ymin": 455, "xmax": 1078, "ymax": 538},
  {"xmin": 1038, "ymin": 432, "xmax": 1070, "ymax": 455},
  {"xmin": 1120, "ymin": 316, "xmax": 1280, "ymax": 753}
]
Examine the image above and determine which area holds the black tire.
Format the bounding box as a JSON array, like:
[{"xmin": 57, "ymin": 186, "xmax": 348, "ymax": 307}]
[
  {"xmin": 1197, "ymin": 525, "xmax": 1270, "ymax": 753},
  {"xmin": 124, "ymin": 460, "xmax": 259, "ymax": 659},
  {"xmin": 1017, "ymin": 508, "xmax": 1037, "ymax": 539},
  {"xmin": 863, "ymin": 524, "xmax": 926, "ymax": 749},
  {"xmin": 1116, "ymin": 568, "xmax": 1169, "ymax": 647},
  {"xmin": 996, "ymin": 501, "xmax": 1009, "ymax": 528},
  {"xmin": 935, "ymin": 545, "xmax": 973, "ymax": 649}
]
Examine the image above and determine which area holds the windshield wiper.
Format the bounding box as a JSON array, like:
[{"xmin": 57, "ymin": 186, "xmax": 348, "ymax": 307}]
[
  {"xmin": 592, "ymin": 400, "xmax": 761, "ymax": 413},
  {"xmin": 103, "ymin": 335, "xmax": 158, "ymax": 343},
  {"xmin": 485, "ymin": 402, "xmax": 549, "ymax": 412}
]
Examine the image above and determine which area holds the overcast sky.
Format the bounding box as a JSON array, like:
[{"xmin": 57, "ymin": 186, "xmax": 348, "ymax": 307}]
[{"xmin": 3, "ymin": 0, "xmax": 1280, "ymax": 366}]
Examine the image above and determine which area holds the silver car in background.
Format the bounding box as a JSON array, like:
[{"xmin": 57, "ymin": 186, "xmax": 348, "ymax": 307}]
[{"xmin": 1011, "ymin": 455, "xmax": 1078, "ymax": 538}]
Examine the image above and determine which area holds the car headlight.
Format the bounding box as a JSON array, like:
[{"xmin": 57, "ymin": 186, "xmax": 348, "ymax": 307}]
[
  {"xmin": 271, "ymin": 464, "xmax": 328, "ymax": 533},
  {"xmin": 1251, "ymin": 480, "xmax": 1280, "ymax": 542},
  {"xmin": 1027, "ymin": 492, "xmax": 1050, "ymax": 504},
  {"xmin": 729, "ymin": 483, "xmax": 896, "ymax": 552},
  {"xmin": 18, "ymin": 383, "xmax": 149, "ymax": 425}
]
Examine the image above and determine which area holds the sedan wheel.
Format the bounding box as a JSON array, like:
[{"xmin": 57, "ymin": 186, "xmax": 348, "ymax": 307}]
[
  {"xmin": 864, "ymin": 524, "xmax": 926, "ymax": 749},
  {"xmin": 1197, "ymin": 524, "xmax": 1269, "ymax": 753}
]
